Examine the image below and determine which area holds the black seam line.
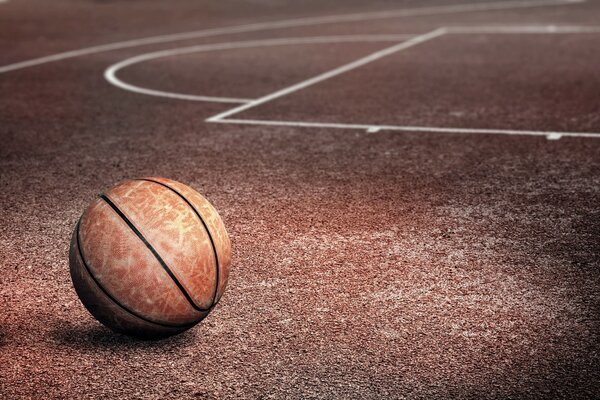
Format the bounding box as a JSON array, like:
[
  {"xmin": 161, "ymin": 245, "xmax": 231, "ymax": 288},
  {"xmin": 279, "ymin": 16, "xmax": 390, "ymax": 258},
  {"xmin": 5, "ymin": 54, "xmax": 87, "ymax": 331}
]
[
  {"xmin": 76, "ymin": 220, "xmax": 196, "ymax": 329},
  {"xmin": 100, "ymin": 194, "xmax": 211, "ymax": 312},
  {"xmin": 136, "ymin": 178, "xmax": 220, "ymax": 307}
]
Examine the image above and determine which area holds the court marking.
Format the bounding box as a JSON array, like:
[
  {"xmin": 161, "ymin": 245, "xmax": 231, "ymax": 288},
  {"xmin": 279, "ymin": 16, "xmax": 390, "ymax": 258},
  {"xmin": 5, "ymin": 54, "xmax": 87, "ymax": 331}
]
[
  {"xmin": 210, "ymin": 119, "xmax": 599, "ymax": 140},
  {"xmin": 446, "ymin": 25, "xmax": 600, "ymax": 33},
  {"xmin": 104, "ymin": 35, "xmax": 417, "ymax": 104},
  {"xmin": 0, "ymin": 0, "xmax": 585, "ymax": 74},
  {"xmin": 104, "ymin": 26, "xmax": 600, "ymax": 107},
  {"xmin": 200, "ymin": 26, "xmax": 600, "ymax": 139},
  {"xmin": 100, "ymin": 24, "xmax": 600, "ymax": 138},
  {"xmin": 207, "ymin": 29, "xmax": 447, "ymax": 122}
]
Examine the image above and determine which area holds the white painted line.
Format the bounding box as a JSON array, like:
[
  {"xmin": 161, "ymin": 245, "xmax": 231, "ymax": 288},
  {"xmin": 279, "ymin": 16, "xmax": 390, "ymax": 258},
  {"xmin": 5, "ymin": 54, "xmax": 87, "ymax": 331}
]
[
  {"xmin": 207, "ymin": 28, "xmax": 447, "ymax": 121},
  {"xmin": 546, "ymin": 133, "xmax": 563, "ymax": 140},
  {"xmin": 448, "ymin": 25, "xmax": 600, "ymax": 34},
  {"xmin": 103, "ymin": 88, "xmax": 249, "ymax": 104},
  {"xmin": 0, "ymin": 0, "xmax": 585, "ymax": 74},
  {"xmin": 104, "ymin": 35, "xmax": 416, "ymax": 103},
  {"xmin": 211, "ymin": 118, "xmax": 600, "ymax": 139}
]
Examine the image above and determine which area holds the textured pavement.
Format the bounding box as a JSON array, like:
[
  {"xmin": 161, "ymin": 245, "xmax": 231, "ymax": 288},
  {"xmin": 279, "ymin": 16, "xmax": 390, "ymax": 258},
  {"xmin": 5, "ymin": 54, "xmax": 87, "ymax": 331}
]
[{"xmin": 1, "ymin": 1, "xmax": 599, "ymax": 399}]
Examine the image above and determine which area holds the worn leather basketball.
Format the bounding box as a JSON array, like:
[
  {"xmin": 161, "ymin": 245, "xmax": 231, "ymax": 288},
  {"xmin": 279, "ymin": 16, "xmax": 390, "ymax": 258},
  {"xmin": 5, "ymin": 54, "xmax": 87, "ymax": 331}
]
[{"xmin": 69, "ymin": 177, "xmax": 231, "ymax": 339}]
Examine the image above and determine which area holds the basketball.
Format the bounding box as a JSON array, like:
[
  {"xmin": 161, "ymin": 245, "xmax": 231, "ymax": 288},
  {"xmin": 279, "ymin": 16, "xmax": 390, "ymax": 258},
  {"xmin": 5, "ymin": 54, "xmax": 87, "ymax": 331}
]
[{"xmin": 69, "ymin": 177, "xmax": 231, "ymax": 339}]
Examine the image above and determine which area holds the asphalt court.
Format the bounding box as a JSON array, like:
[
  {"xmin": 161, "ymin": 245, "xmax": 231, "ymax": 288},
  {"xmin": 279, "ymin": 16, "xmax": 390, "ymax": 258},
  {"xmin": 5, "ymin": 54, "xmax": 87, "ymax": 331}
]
[
  {"xmin": 218, "ymin": 31, "xmax": 600, "ymax": 135},
  {"xmin": 1, "ymin": 0, "xmax": 599, "ymax": 399},
  {"xmin": 113, "ymin": 40, "xmax": 396, "ymax": 103}
]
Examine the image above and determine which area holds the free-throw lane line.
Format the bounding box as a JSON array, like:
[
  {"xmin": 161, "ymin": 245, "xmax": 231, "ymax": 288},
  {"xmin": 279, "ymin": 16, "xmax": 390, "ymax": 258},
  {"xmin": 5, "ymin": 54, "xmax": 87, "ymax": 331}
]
[
  {"xmin": 212, "ymin": 118, "xmax": 600, "ymax": 139},
  {"xmin": 207, "ymin": 28, "xmax": 447, "ymax": 121},
  {"xmin": 104, "ymin": 34, "xmax": 416, "ymax": 103},
  {"xmin": 0, "ymin": 0, "xmax": 585, "ymax": 74}
]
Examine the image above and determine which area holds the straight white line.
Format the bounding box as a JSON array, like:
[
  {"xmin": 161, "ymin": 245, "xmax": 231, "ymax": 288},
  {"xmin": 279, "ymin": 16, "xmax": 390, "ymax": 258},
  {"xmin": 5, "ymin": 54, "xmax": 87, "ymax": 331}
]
[
  {"xmin": 207, "ymin": 28, "xmax": 447, "ymax": 121},
  {"xmin": 104, "ymin": 35, "xmax": 416, "ymax": 103},
  {"xmin": 0, "ymin": 0, "xmax": 585, "ymax": 74},
  {"xmin": 448, "ymin": 25, "xmax": 600, "ymax": 34},
  {"xmin": 212, "ymin": 118, "xmax": 600, "ymax": 139}
]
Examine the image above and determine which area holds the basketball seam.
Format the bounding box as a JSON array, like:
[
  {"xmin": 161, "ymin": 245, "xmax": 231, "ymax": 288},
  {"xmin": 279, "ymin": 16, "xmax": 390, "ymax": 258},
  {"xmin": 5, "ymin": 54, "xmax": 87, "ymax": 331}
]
[
  {"xmin": 137, "ymin": 178, "xmax": 220, "ymax": 307},
  {"xmin": 75, "ymin": 220, "xmax": 198, "ymax": 329},
  {"xmin": 100, "ymin": 194, "xmax": 212, "ymax": 312}
]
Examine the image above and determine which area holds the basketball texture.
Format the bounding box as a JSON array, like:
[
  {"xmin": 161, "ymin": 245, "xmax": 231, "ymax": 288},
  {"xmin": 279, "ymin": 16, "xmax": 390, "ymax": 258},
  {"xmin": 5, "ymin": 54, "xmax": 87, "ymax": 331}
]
[{"xmin": 69, "ymin": 177, "xmax": 231, "ymax": 339}]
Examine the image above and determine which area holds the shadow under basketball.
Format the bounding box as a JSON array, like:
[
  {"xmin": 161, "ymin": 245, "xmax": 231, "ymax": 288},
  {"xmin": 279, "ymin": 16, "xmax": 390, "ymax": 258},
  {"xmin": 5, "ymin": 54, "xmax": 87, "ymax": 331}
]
[{"xmin": 51, "ymin": 323, "xmax": 196, "ymax": 350}]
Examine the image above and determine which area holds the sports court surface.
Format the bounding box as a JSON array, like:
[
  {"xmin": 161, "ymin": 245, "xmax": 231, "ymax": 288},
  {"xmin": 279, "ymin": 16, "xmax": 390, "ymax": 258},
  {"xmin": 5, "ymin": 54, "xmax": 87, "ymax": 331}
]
[{"xmin": 1, "ymin": 0, "xmax": 599, "ymax": 398}]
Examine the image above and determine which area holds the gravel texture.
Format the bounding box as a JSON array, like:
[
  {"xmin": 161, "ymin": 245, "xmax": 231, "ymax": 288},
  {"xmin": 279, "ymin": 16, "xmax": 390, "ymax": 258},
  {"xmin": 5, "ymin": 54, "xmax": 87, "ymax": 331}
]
[{"xmin": 1, "ymin": 1, "xmax": 599, "ymax": 399}]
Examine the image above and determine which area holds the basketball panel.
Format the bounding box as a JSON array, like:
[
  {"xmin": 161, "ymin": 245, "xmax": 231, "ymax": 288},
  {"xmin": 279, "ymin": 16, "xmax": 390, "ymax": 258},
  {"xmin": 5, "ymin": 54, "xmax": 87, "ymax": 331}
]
[
  {"xmin": 69, "ymin": 227, "xmax": 199, "ymax": 339},
  {"xmin": 149, "ymin": 177, "xmax": 232, "ymax": 304},
  {"xmin": 79, "ymin": 198, "xmax": 202, "ymax": 325},
  {"xmin": 107, "ymin": 180, "xmax": 217, "ymax": 310}
]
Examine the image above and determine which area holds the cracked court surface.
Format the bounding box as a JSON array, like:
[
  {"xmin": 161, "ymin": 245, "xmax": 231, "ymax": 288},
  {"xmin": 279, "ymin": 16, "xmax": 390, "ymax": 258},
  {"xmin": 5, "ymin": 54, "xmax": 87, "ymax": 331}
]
[{"xmin": 1, "ymin": 0, "xmax": 599, "ymax": 399}]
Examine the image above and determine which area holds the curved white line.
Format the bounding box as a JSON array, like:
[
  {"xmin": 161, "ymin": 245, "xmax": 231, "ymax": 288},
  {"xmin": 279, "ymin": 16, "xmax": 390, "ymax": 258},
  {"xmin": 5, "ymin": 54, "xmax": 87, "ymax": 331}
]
[
  {"xmin": 104, "ymin": 35, "xmax": 416, "ymax": 103},
  {"xmin": 0, "ymin": 0, "xmax": 585, "ymax": 74}
]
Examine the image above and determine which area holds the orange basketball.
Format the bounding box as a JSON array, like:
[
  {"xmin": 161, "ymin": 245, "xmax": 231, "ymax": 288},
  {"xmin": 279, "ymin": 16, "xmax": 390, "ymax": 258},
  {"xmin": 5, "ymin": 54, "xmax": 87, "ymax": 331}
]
[{"xmin": 69, "ymin": 177, "xmax": 231, "ymax": 339}]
